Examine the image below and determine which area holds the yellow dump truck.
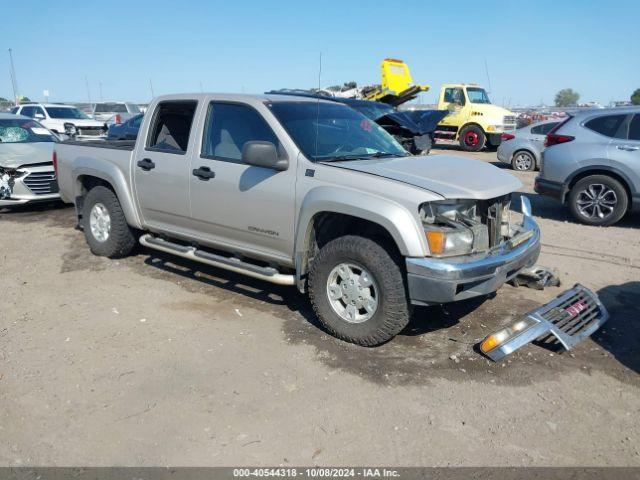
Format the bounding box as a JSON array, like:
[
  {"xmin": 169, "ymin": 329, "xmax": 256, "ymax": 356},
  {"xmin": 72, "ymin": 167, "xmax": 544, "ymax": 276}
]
[{"xmin": 363, "ymin": 59, "xmax": 517, "ymax": 152}]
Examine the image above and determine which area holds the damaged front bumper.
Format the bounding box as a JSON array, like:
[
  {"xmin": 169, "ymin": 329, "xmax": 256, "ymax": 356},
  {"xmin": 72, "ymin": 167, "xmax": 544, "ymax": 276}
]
[
  {"xmin": 0, "ymin": 164, "xmax": 60, "ymax": 206},
  {"xmin": 406, "ymin": 196, "xmax": 540, "ymax": 305},
  {"xmin": 480, "ymin": 284, "xmax": 609, "ymax": 361}
]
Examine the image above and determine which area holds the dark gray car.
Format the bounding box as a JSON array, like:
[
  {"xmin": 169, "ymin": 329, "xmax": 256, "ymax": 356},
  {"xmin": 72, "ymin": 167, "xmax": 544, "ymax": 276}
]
[{"xmin": 535, "ymin": 107, "xmax": 640, "ymax": 226}]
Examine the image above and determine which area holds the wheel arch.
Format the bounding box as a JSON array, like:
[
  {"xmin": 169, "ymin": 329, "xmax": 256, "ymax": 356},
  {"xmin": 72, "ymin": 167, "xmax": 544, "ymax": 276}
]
[
  {"xmin": 72, "ymin": 162, "xmax": 142, "ymax": 229},
  {"xmin": 294, "ymin": 187, "xmax": 426, "ymax": 292},
  {"xmin": 565, "ymin": 166, "xmax": 635, "ymax": 205}
]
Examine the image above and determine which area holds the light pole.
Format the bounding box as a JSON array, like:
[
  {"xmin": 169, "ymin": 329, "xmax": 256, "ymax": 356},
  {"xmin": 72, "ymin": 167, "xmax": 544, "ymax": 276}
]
[{"xmin": 8, "ymin": 48, "xmax": 19, "ymax": 105}]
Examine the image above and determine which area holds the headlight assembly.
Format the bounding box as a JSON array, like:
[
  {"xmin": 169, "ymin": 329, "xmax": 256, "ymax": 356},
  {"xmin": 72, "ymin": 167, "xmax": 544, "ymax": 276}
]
[
  {"xmin": 420, "ymin": 201, "xmax": 489, "ymax": 257},
  {"xmin": 425, "ymin": 228, "xmax": 474, "ymax": 256},
  {"xmin": 64, "ymin": 123, "xmax": 77, "ymax": 135}
]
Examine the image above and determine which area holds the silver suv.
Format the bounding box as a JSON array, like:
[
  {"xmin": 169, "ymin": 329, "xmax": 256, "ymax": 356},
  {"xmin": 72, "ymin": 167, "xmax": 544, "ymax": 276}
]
[{"xmin": 535, "ymin": 107, "xmax": 640, "ymax": 226}]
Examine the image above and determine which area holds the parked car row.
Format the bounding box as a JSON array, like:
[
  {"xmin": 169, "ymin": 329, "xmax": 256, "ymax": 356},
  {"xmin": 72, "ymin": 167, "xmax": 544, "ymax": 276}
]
[
  {"xmin": 11, "ymin": 103, "xmax": 107, "ymax": 139},
  {"xmin": 496, "ymin": 107, "xmax": 640, "ymax": 227},
  {"xmin": 535, "ymin": 107, "xmax": 640, "ymax": 226}
]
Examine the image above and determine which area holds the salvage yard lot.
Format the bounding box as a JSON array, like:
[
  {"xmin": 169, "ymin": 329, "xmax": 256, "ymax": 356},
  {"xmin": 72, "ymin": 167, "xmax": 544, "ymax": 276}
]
[{"xmin": 1, "ymin": 149, "xmax": 639, "ymax": 466}]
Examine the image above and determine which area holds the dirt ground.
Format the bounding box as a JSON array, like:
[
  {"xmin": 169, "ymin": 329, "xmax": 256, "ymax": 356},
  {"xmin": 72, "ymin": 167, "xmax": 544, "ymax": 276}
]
[{"xmin": 1, "ymin": 148, "xmax": 639, "ymax": 467}]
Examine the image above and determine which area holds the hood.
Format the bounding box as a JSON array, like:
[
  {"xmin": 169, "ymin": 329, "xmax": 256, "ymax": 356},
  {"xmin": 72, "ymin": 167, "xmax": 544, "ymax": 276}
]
[
  {"xmin": 470, "ymin": 103, "xmax": 514, "ymax": 121},
  {"xmin": 49, "ymin": 118, "xmax": 104, "ymax": 127},
  {"xmin": 0, "ymin": 142, "xmax": 54, "ymax": 169},
  {"xmin": 322, "ymin": 154, "xmax": 522, "ymax": 200},
  {"xmin": 377, "ymin": 110, "xmax": 449, "ymax": 135}
]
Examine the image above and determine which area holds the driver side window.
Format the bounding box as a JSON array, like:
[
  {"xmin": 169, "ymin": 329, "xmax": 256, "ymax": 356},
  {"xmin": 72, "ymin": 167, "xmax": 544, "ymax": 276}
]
[
  {"xmin": 444, "ymin": 88, "xmax": 464, "ymax": 106},
  {"xmin": 202, "ymin": 102, "xmax": 279, "ymax": 162}
]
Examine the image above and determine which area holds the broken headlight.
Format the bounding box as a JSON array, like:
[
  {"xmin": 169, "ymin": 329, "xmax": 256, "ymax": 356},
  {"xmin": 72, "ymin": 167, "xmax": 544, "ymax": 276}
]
[
  {"xmin": 420, "ymin": 201, "xmax": 489, "ymax": 257},
  {"xmin": 0, "ymin": 168, "xmax": 16, "ymax": 200},
  {"xmin": 64, "ymin": 123, "xmax": 77, "ymax": 135}
]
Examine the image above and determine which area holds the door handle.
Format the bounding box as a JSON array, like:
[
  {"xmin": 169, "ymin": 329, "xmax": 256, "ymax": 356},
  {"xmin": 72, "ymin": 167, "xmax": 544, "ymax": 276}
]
[
  {"xmin": 616, "ymin": 145, "xmax": 639, "ymax": 151},
  {"xmin": 192, "ymin": 166, "xmax": 216, "ymax": 180},
  {"xmin": 137, "ymin": 158, "xmax": 156, "ymax": 171}
]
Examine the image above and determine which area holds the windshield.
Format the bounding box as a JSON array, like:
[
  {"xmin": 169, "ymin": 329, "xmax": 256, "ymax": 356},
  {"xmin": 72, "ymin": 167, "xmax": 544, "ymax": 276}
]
[
  {"xmin": 268, "ymin": 101, "xmax": 407, "ymax": 161},
  {"xmin": 46, "ymin": 107, "xmax": 90, "ymax": 119},
  {"xmin": 348, "ymin": 102, "xmax": 395, "ymax": 121},
  {"xmin": 0, "ymin": 119, "xmax": 55, "ymax": 143},
  {"xmin": 467, "ymin": 88, "xmax": 491, "ymax": 104}
]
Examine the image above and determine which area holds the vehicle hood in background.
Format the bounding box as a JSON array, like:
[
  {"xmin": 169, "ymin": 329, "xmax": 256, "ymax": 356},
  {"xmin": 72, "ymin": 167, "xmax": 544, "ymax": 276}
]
[
  {"xmin": 376, "ymin": 110, "xmax": 449, "ymax": 135},
  {"xmin": 472, "ymin": 103, "xmax": 515, "ymax": 120},
  {"xmin": 54, "ymin": 119, "xmax": 105, "ymax": 128},
  {"xmin": 323, "ymin": 154, "xmax": 522, "ymax": 199},
  {"xmin": 0, "ymin": 142, "xmax": 54, "ymax": 169}
]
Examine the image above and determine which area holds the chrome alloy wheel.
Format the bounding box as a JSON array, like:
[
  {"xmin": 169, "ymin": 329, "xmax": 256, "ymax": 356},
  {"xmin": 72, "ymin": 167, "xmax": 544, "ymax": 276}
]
[
  {"xmin": 89, "ymin": 202, "xmax": 111, "ymax": 242},
  {"xmin": 513, "ymin": 152, "xmax": 533, "ymax": 171},
  {"xmin": 326, "ymin": 262, "xmax": 379, "ymax": 323},
  {"xmin": 576, "ymin": 183, "xmax": 618, "ymax": 220}
]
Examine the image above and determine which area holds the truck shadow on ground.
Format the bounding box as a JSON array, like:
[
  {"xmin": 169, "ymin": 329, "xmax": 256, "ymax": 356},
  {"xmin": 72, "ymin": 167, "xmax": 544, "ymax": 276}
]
[{"xmin": 594, "ymin": 282, "xmax": 640, "ymax": 376}]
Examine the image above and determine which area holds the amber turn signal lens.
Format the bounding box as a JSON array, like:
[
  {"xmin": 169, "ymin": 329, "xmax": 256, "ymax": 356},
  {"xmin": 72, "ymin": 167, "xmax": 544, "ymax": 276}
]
[
  {"xmin": 480, "ymin": 336, "xmax": 500, "ymax": 353},
  {"xmin": 426, "ymin": 231, "xmax": 445, "ymax": 255}
]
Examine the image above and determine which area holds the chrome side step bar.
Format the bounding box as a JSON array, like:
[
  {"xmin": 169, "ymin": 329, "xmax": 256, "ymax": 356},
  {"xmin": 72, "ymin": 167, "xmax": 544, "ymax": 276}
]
[{"xmin": 139, "ymin": 234, "xmax": 295, "ymax": 286}]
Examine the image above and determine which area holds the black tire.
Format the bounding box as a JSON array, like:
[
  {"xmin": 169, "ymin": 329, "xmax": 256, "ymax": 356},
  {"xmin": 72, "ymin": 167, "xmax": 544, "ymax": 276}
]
[
  {"xmin": 568, "ymin": 175, "xmax": 628, "ymax": 226},
  {"xmin": 458, "ymin": 125, "xmax": 486, "ymax": 152},
  {"xmin": 308, "ymin": 235, "xmax": 411, "ymax": 346},
  {"xmin": 82, "ymin": 186, "xmax": 136, "ymax": 258},
  {"xmin": 511, "ymin": 150, "xmax": 536, "ymax": 171}
]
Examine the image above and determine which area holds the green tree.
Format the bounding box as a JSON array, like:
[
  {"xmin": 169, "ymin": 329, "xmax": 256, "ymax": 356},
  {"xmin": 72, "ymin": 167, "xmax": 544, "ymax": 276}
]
[
  {"xmin": 631, "ymin": 88, "xmax": 640, "ymax": 105},
  {"xmin": 554, "ymin": 88, "xmax": 580, "ymax": 107}
]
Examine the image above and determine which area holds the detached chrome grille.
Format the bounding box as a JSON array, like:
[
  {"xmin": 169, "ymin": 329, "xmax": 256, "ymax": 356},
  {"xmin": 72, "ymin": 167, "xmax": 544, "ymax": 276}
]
[
  {"xmin": 539, "ymin": 287, "xmax": 603, "ymax": 338},
  {"xmin": 23, "ymin": 171, "xmax": 58, "ymax": 195}
]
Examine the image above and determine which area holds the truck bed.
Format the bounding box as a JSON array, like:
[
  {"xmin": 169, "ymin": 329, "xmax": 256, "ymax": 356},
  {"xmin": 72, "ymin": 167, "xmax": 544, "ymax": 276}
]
[
  {"xmin": 60, "ymin": 139, "xmax": 136, "ymax": 150},
  {"xmin": 55, "ymin": 140, "xmax": 136, "ymax": 204}
]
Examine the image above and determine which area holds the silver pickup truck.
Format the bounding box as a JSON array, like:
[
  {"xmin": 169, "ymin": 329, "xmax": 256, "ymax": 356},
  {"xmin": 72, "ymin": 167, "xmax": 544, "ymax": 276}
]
[{"xmin": 55, "ymin": 93, "xmax": 541, "ymax": 346}]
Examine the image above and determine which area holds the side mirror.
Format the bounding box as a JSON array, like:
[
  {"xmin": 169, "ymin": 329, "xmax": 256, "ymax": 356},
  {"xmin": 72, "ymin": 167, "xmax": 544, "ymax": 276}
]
[
  {"xmin": 34, "ymin": 113, "xmax": 45, "ymax": 120},
  {"xmin": 242, "ymin": 141, "xmax": 288, "ymax": 171}
]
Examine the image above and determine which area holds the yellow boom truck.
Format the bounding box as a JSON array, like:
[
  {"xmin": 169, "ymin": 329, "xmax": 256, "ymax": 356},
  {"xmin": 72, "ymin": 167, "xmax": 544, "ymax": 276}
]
[{"xmin": 363, "ymin": 59, "xmax": 517, "ymax": 152}]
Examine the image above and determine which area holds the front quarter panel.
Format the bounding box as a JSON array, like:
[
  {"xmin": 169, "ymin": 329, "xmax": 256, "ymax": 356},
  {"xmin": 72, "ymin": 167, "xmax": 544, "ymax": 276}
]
[{"xmin": 295, "ymin": 185, "xmax": 428, "ymax": 259}]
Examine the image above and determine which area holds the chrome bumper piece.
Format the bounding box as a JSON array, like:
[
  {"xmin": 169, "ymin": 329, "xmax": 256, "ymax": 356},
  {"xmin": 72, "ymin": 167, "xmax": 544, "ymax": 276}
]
[{"xmin": 406, "ymin": 196, "xmax": 541, "ymax": 305}]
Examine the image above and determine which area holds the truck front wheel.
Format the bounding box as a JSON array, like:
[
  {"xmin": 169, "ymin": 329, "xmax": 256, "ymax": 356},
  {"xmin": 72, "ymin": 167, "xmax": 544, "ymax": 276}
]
[
  {"xmin": 459, "ymin": 125, "xmax": 486, "ymax": 152},
  {"xmin": 82, "ymin": 186, "xmax": 136, "ymax": 258},
  {"xmin": 308, "ymin": 235, "xmax": 411, "ymax": 346}
]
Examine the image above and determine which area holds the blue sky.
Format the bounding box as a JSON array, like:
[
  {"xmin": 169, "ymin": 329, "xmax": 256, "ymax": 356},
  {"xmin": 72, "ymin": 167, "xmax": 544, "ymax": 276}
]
[{"xmin": 2, "ymin": 0, "xmax": 639, "ymax": 106}]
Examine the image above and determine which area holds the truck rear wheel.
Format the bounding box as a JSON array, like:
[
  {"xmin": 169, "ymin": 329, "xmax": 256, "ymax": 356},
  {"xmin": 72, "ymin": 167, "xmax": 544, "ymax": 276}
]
[
  {"xmin": 308, "ymin": 235, "xmax": 411, "ymax": 346},
  {"xmin": 459, "ymin": 125, "xmax": 486, "ymax": 152},
  {"xmin": 82, "ymin": 186, "xmax": 136, "ymax": 258}
]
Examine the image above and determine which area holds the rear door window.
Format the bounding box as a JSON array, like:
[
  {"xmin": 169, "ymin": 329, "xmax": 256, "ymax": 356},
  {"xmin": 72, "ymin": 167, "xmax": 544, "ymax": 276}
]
[
  {"xmin": 531, "ymin": 122, "xmax": 558, "ymax": 135},
  {"xmin": 146, "ymin": 101, "xmax": 197, "ymax": 154},
  {"xmin": 628, "ymin": 115, "xmax": 640, "ymax": 141},
  {"xmin": 584, "ymin": 114, "xmax": 627, "ymax": 138},
  {"xmin": 201, "ymin": 102, "xmax": 279, "ymax": 161}
]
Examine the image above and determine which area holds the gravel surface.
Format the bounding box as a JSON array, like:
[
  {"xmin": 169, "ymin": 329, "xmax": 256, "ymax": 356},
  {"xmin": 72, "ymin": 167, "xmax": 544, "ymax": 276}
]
[{"xmin": 0, "ymin": 148, "xmax": 638, "ymax": 466}]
